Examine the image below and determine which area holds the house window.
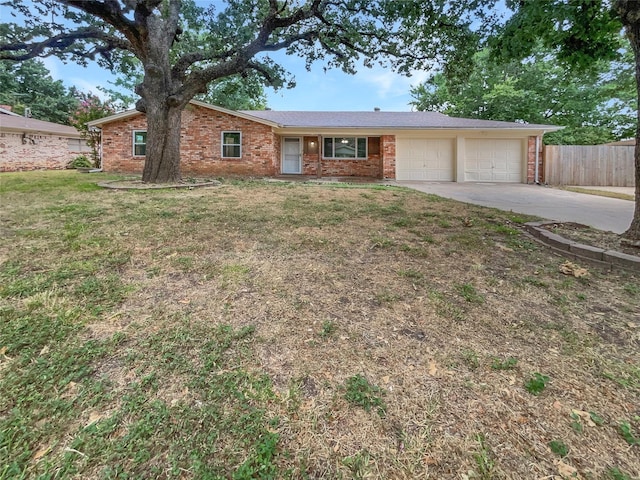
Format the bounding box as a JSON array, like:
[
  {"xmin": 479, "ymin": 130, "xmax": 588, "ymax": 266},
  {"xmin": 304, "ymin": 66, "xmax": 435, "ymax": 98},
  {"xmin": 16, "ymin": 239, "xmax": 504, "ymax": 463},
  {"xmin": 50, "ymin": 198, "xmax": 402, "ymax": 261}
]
[
  {"xmin": 133, "ymin": 131, "xmax": 147, "ymax": 156},
  {"xmin": 323, "ymin": 137, "xmax": 367, "ymax": 159},
  {"xmin": 222, "ymin": 131, "xmax": 241, "ymax": 158},
  {"xmin": 68, "ymin": 138, "xmax": 92, "ymax": 153}
]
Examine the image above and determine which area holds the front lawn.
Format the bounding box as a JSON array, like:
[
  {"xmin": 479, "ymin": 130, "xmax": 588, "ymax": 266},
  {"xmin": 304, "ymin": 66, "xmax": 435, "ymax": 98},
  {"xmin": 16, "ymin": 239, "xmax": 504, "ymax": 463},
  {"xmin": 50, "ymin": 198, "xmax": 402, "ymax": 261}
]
[{"xmin": 1, "ymin": 171, "xmax": 638, "ymax": 479}]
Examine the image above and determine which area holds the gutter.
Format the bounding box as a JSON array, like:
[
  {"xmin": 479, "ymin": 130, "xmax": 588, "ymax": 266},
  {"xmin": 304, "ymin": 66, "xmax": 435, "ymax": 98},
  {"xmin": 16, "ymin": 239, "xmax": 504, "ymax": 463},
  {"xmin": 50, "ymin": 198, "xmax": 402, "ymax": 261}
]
[{"xmin": 534, "ymin": 134, "xmax": 540, "ymax": 184}]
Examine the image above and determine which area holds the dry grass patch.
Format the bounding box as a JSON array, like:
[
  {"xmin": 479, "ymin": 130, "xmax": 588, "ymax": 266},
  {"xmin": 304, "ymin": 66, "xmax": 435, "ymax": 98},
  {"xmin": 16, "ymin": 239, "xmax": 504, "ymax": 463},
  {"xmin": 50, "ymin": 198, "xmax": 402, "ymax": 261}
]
[
  {"xmin": 559, "ymin": 186, "xmax": 635, "ymax": 202},
  {"xmin": 1, "ymin": 171, "xmax": 638, "ymax": 479}
]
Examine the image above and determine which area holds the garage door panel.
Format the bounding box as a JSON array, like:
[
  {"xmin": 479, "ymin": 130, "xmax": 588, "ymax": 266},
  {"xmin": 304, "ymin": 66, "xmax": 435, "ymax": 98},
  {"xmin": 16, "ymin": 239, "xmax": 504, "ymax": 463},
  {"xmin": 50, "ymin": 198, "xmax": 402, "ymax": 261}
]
[
  {"xmin": 396, "ymin": 138, "xmax": 454, "ymax": 181},
  {"xmin": 465, "ymin": 139, "xmax": 522, "ymax": 183}
]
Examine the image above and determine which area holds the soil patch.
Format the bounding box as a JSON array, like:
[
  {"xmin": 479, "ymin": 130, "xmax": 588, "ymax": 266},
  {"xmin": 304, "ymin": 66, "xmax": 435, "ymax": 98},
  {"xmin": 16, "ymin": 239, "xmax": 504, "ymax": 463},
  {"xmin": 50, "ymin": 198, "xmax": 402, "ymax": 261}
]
[
  {"xmin": 541, "ymin": 221, "xmax": 640, "ymax": 257},
  {"xmin": 98, "ymin": 178, "xmax": 221, "ymax": 190}
]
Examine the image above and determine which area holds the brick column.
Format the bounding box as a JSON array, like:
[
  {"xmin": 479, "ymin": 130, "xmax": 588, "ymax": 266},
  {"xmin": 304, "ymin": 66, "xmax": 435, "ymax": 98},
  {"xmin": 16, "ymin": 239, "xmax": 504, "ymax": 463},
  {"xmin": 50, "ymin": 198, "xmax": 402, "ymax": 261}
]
[{"xmin": 382, "ymin": 135, "xmax": 396, "ymax": 179}]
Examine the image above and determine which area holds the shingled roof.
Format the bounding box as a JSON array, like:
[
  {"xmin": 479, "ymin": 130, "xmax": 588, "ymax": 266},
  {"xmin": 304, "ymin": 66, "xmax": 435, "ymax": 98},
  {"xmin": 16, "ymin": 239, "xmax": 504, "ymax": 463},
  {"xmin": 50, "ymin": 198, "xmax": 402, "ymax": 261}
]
[
  {"xmin": 87, "ymin": 100, "xmax": 561, "ymax": 131},
  {"xmin": 0, "ymin": 112, "xmax": 81, "ymax": 137},
  {"xmin": 241, "ymin": 110, "xmax": 560, "ymax": 130}
]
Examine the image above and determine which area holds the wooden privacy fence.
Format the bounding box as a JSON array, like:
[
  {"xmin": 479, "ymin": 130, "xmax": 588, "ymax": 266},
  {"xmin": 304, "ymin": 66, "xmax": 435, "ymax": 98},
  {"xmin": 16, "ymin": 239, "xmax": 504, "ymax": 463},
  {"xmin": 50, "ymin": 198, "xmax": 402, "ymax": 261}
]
[{"xmin": 544, "ymin": 145, "xmax": 635, "ymax": 186}]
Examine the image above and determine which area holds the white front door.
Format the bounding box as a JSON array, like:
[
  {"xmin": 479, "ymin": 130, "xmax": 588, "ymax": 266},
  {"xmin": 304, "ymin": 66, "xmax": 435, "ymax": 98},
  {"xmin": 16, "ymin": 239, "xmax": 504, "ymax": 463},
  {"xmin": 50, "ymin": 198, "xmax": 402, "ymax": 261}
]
[{"xmin": 282, "ymin": 137, "xmax": 302, "ymax": 174}]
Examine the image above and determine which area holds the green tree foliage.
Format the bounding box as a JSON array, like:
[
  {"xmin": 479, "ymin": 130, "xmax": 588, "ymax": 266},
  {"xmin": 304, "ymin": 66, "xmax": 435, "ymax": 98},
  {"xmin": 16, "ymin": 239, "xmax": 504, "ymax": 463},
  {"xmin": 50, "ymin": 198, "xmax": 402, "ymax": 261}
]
[
  {"xmin": 490, "ymin": 0, "xmax": 640, "ymax": 243},
  {"xmin": 69, "ymin": 93, "xmax": 116, "ymax": 167},
  {"xmin": 0, "ymin": 0, "xmax": 492, "ymax": 183},
  {"xmin": 410, "ymin": 47, "xmax": 636, "ymax": 145},
  {"xmin": 100, "ymin": 67, "xmax": 268, "ymax": 111},
  {"xmin": 0, "ymin": 59, "xmax": 78, "ymax": 124}
]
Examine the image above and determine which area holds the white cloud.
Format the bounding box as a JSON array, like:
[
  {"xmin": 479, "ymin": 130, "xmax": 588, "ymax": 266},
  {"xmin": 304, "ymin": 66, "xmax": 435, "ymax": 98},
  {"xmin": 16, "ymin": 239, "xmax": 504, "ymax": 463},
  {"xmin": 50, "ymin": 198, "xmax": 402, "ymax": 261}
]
[
  {"xmin": 70, "ymin": 77, "xmax": 110, "ymax": 100},
  {"xmin": 357, "ymin": 66, "xmax": 432, "ymax": 100},
  {"xmin": 41, "ymin": 57, "xmax": 61, "ymax": 80}
]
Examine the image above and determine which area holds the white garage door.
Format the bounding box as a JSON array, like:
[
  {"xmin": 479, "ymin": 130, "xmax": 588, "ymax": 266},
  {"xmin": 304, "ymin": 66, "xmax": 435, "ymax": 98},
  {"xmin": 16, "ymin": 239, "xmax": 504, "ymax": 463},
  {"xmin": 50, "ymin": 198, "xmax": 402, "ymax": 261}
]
[
  {"xmin": 465, "ymin": 139, "xmax": 523, "ymax": 182},
  {"xmin": 396, "ymin": 138, "xmax": 454, "ymax": 181}
]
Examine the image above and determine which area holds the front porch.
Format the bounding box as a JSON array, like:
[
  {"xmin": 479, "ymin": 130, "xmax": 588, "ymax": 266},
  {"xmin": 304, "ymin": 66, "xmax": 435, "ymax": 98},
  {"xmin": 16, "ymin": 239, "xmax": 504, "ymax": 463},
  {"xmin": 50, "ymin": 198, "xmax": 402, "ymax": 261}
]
[{"xmin": 277, "ymin": 135, "xmax": 396, "ymax": 179}]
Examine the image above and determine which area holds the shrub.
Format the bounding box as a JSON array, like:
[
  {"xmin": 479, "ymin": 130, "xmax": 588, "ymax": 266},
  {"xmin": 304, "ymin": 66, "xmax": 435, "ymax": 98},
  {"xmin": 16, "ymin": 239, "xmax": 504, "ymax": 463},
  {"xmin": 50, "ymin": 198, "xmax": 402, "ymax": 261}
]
[{"xmin": 67, "ymin": 155, "xmax": 93, "ymax": 169}]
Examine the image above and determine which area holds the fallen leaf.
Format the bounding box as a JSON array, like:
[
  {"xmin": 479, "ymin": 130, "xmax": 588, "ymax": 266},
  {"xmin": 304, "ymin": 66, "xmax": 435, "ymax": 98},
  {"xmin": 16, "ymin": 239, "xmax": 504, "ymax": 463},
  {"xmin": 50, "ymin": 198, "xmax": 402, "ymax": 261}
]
[
  {"xmin": 571, "ymin": 409, "xmax": 596, "ymax": 427},
  {"xmin": 178, "ymin": 298, "xmax": 190, "ymax": 304},
  {"xmin": 559, "ymin": 261, "xmax": 589, "ymax": 278},
  {"xmin": 555, "ymin": 460, "xmax": 579, "ymax": 478},
  {"xmin": 553, "ymin": 400, "xmax": 564, "ymax": 410},
  {"xmin": 61, "ymin": 381, "xmax": 79, "ymax": 399},
  {"xmin": 39, "ymin": 345, "xmax": 49, "ymax": 356},
  {"xmin": 496, "ymin": 243, "xmax": 514, "ymax": 252},
  {"xmin": 32, "ymin": 445, "xmax": 51, "ymax": 461},
  {"xmin": 382, "ymin": 375, "xmax": 390, "ymax": 384},
  {"xmin": 86, "ymin": 411, "xmax": 105, "ymax": 426},
  {"xmin": 428, "ymin": 360, "xmax": 438, "ymax": 376}
]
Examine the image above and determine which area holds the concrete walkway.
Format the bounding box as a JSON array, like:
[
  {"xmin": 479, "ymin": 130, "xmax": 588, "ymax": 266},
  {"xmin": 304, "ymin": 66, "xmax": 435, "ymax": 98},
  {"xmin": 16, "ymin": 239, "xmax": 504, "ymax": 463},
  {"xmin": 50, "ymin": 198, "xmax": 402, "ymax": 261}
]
[{"xmin": 395, "ymin": 182, "xmax": 635, "ymax": 234}]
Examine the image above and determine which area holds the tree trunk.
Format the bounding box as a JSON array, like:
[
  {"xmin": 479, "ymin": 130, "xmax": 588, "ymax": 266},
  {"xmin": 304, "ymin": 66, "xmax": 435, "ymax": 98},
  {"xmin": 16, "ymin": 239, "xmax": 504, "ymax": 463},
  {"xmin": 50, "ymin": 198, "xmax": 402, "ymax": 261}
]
[
  {"xmin": 622, "ymin": 38, "xmax": 640, "ymax": 243},
  {"xmin": 137, "ymin": 7, "xmax": 186, "ymax": 184},
  {"xmin": 618, "ymin": 0, "xmax": 640, "ymax": 245},
  {"xmin": 141, "ymin": 99, "xmax": 183, "ymax": 183}
]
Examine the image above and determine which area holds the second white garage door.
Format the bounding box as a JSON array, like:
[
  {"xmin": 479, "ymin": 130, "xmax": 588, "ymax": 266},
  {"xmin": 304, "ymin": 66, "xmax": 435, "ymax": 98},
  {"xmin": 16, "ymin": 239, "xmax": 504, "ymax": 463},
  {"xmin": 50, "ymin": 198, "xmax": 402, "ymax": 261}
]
[
  {"xmin": 465, "ymin": 139, "xmax": 523, "ymax": 182},
  {"xmin": 396, "ymin": 138, "xmax": 454, "ymax": 181}
]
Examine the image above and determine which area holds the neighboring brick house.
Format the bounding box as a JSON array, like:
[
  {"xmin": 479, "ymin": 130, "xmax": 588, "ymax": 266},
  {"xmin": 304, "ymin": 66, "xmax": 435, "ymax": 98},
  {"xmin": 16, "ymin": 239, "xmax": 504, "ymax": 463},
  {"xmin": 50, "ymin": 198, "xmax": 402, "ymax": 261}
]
[
  {"xmin": 89, "ymin": 100, "xmax": 561, "ymax": 183},
  {"xmin": 0, "ymin": 106, "xmax": 89, "ymax": 172}
]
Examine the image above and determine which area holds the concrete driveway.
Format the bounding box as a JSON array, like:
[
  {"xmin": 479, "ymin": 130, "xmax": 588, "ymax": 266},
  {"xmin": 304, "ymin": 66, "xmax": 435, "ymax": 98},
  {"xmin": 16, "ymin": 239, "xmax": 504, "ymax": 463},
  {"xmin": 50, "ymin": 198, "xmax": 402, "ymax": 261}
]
[{"xmin": 395, "ymin": 182, "xmax": 635, "ymax": 234}]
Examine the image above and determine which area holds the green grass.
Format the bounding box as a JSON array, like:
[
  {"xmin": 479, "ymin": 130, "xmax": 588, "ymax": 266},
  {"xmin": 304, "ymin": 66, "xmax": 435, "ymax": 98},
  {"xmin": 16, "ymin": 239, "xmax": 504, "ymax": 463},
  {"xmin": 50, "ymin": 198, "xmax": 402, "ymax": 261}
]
[
  {"xmin": 548, "ymin": 440, "xmax": 569, "ymax": 457},
  {"xmin": 473, "ymin": 433, "xmax": 495, "ymax": 480},
  {"xmin": 491, "ymin": 357, "xmax": 518, "ymax": 370},
  {"xmin": 319, "ymin": 320, "xmax": 337, "ymax": 339},
  {"xmin": 455, "ymin": 283, "xmax": 485, "ymax": 304},
  {"xmin": 343, "ymin": 374, "xmax": 386, "ymax": 417},
  {"xmin": 525, "ymin": 373, "xmax": 550, "ymax": 396},
  {"xmin": 606, "ymin": 467, "xmax": 634, "ymax": 480},
  {"xmin": 618, "ymin": 421, "xmax": 640, "ymax": 446},
  {"xmin": 1, "ymin": 314, "xmax": 282, "ymax": 478},
  {"xmin": 559, "ymin": 186, "xmax": 634, "ymax": 202}
]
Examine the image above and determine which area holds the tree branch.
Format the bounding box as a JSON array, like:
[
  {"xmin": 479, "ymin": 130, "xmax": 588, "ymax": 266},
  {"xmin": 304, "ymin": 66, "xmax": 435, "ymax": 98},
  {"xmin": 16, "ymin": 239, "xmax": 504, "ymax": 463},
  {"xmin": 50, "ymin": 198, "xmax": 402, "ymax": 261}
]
[
  {"xmin": 57, "ymin": 0, "xmax": 147, "ymax": 53},
  {"xmin": 0, "ymin": 27, "xmax": 132, "ymax": 60}
]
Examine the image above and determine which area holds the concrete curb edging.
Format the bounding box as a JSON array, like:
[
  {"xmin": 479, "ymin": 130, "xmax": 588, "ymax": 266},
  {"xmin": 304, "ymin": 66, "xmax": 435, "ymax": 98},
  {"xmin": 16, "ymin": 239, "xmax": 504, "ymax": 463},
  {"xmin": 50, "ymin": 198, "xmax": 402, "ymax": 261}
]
[{"xmin": 525, "ymin": 222, "xmax": 640, "ymax": 273}]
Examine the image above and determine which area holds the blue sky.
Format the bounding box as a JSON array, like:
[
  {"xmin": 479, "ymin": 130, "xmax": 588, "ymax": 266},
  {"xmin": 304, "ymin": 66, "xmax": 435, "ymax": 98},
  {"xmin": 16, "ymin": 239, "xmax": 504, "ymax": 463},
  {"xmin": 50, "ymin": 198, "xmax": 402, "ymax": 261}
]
[{"xmin": 39, "ymin": 49, "xmax": 431, "ymax": 112}]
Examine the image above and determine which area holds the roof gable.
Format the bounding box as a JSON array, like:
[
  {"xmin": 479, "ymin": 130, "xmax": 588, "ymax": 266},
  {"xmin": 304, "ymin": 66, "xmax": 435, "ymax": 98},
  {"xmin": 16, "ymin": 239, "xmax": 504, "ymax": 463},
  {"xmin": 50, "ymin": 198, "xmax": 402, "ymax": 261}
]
[{"xmin": 87, "ymin": 100, "xmax": 280, "ymax": 128}]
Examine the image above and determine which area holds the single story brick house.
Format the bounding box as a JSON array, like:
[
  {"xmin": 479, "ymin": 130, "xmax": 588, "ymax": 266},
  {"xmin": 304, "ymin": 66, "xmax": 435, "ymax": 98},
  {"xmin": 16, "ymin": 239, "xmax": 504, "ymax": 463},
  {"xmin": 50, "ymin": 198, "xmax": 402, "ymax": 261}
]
[
  {"xmin": 88, "ymin": 100, "xmax": 561, "ymax": 183},
  {"xmin": 0, "ymin": 106, "xmax": 90, "ymax": 172}
]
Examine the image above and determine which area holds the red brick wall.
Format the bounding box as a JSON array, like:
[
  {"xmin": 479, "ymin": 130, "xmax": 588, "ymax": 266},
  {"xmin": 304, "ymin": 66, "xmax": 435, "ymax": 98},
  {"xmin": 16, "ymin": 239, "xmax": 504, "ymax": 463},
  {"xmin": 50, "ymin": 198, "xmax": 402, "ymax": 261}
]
[
  {"xmin": 0, "ymin": 132, "xmax": 79, "ymax": 172},
  {"xmin": 100, "ymin": 106, "xmax": 405, "ymax": 179},
  {"xmin": 382, "ymin": 135, "xmax": 396, "ymax": 179},
  {"xmin": 101, "ymin": 104, "xmax": 278, "ymax": 177},
  {"xmin": 298, "ymin": 136, "xmax": 384, "ymax": 178},
  {"xmin": 302, "ymin": 153, "xmax": 321, "ymax": 176},
  {"xmin": 527, "ymin": 135, "xmax": 543, "ymax": 183}
]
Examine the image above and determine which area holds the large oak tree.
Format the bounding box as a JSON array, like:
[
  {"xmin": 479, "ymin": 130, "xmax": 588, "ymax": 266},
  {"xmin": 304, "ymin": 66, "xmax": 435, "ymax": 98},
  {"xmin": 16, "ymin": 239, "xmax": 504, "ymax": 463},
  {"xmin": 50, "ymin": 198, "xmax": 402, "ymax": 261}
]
[{"xmin": 0, "ymin": 0, "xmax": 491, "ymax": 183}]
